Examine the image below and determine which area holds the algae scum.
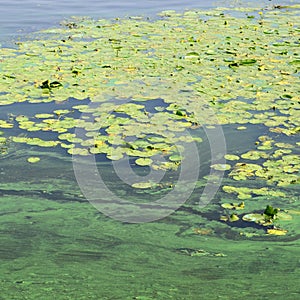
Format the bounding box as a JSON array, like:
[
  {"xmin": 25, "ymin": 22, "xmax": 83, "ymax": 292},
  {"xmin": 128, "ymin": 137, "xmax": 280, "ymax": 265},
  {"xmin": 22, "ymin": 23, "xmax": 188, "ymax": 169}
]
[{"xmin": 0, "ymin": 5, "xmax": 300, "ymax": 299}]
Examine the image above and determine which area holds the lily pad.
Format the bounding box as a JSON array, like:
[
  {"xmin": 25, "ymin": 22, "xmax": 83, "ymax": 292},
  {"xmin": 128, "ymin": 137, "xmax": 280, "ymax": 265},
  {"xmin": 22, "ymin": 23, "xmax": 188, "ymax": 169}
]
[
  {"xmin": 135, "ymin": 158, "xmax": 153, "ymax": 166},
  {"xmin": 267, "ymin": 228, "xmax": 288, "ymax": 236},
  {"xmin": 0, "ymin": 120, "xmax": 13, "ymax": 129},
  {"xmin": 221, "ymin": 202, "xmax": 245, "ymax": 210},
  {"xmin": 168, "ymin": 154, "xmax": 182, "ymax": 162},
  {"xmin": 229, "ymin": 213, "xmax": 239, "ymax": 222},
  {"xmin": 242, "ymin": 213, "xmax": 272, "ymax": 226},
  {"xmin": 35, "ymin": 113, "xmax": 54, "ymax": 119},
  {"xmin": 224, "ymin": 154, "xmax": 240, "ymax": 161},
  {"xmin": 27, "ymin": 157, "xmax": 40, "ymax": 163},
  {"xmin": 211, "ymin": 164, "xmax": 231, "ymax": 171},
  {"xmin": 131, "ymin": 182, "xmax": 156, "ymax": 189}
]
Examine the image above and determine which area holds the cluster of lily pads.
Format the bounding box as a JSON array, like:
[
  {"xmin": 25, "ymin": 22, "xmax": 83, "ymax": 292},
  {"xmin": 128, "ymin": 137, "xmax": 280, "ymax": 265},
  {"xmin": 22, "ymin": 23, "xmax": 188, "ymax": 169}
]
[
  {"xmin": 215, "ymin": 134, "xmax": 300, "ymax": 188},
  {"xmin": 0, "ymin": 5, "xmax": 299, "ymax": 191},
  {"xmin": 220, "ymin": 202, "xmax": 293, "ymax": 236}
]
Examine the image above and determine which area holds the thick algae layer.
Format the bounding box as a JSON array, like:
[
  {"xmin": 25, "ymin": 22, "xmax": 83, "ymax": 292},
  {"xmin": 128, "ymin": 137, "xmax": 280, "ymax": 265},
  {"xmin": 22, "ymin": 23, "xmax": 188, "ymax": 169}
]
[
  {"xmin": 0, "ymin": 192, "xmax": 299, "ymax": 299},
  {"xmin": 0, "ymin": 150, "xmax": 299, "ymax": 299}
]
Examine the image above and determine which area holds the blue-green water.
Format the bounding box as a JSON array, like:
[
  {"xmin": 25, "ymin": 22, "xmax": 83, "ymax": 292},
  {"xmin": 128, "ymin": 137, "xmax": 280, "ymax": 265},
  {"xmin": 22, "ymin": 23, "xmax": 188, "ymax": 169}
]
[{"xmin": 0, "ymin": 0, "xmax": 296, "ymax": 40}]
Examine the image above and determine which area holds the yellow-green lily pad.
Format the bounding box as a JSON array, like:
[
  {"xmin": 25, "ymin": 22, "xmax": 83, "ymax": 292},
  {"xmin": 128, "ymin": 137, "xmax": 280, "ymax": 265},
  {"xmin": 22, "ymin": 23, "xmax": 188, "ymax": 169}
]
[
  {"xmin": 131, "ymin": 182, "xmax": 156, "ymax": 189},
  {"xmin": 135, "ymin": 158, "xmax": 153, "ymax": 166},
  {"xmin": 267, "ymin": 228, "xmax": 288, "ymax": 236},
  {"xmin": 229, "ymin": 213, "xmax": 239, "ymax": 222},
  {"xmin": 0, "ymin": 120, "xmax": 13, "ymax": 129},
  {"xmin": 35, "ymin": 113, "xmax": 54, "ymax": 119},
  {"xmin": 211, "ymin": 164, "xmax": 231, "ymax": 171},
  {"xmin": 27, "ymin": 157, "xmax": 40, "ymax": 163},
  {"xmin": 242, "ymin": 213, "xmax": 272, "ymax": 226},
  {"xmin": 221, "ymin": 202, "xmax": 245, "ymax": 210},
  {"xmin": 224, "ymin": 154, "xmax": 240, "ymax": 161}
]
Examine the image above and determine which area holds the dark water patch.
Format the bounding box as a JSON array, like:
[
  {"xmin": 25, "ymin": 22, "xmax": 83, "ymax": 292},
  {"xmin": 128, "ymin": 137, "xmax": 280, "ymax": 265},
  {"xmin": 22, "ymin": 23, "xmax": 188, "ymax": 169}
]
[
  {"xmin": 0, "ymin": 236, "xmax": 33, "ymax": 260},
  {"xmin": 181, "ymin": 267, "xmax": 225, "ymax": 280},
  {"xmin": 0, "ymin": 188, "xmax": 86, "ymax": 203},
  {"xmin": 54, "ymin": 250, "xmax": 106, "ymax": 263}
]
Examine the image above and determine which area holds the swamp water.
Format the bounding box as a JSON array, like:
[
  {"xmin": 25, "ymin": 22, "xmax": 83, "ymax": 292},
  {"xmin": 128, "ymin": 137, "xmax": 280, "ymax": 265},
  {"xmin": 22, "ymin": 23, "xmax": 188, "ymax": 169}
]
[{"xmin": 0, "ymin": 3, "xmax": 300, "ymax": 300}]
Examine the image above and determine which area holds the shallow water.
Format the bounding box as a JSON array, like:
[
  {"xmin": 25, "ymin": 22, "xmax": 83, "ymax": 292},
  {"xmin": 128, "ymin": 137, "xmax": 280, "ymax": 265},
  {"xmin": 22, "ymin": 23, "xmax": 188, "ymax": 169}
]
[{"xmin": 0, "ymin": 1, "xmax": 300, "ymax": 299}]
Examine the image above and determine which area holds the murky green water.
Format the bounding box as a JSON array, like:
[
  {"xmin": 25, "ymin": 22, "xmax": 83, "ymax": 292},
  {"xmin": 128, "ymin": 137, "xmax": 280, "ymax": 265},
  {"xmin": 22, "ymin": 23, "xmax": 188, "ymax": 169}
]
[{"xmin": 1, "ymin": 121, "xmax": 299, "ymax": 299}]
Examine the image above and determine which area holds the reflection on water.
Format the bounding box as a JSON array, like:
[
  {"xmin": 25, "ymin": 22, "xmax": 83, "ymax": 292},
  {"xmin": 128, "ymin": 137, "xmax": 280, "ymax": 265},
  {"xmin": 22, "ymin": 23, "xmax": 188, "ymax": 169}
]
[
  {"xmin": 0, "ymin": 0, "xmax": 295, "ymax": 43},
  {"xmin": 0, "ymin": 0, "xmax": 215, "ymax": 42}
]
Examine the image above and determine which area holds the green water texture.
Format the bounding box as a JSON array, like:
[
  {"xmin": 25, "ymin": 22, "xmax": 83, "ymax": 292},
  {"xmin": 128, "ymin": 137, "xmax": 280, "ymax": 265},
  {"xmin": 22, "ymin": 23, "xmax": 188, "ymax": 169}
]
[{"xmin": 0, "ymin": 134, "xmax": 299, "ymax": 299}]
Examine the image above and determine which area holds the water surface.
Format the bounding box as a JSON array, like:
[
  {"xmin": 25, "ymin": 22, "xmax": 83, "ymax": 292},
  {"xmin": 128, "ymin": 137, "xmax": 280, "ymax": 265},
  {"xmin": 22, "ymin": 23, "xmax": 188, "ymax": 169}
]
[
  {"xmin": 0, "ymin": 0, "xmax": 294, "ymax": 40},
  {"xmin": 0, "ymin": 1, "xmax": 299, "ymax": 299}
]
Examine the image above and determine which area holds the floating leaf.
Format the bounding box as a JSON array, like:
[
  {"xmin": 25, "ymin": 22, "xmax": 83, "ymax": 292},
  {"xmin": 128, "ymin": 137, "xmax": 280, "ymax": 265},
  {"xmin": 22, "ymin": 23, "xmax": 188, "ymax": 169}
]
[
  {"xmin": 169, "ymin": 154, "xmax": 182, "ymax": 162},
  {"xmin": 68, "ymin": 148, "xmax": 89, "ymax": 155},
  {"xmin": 221, "ymin": 202, "xmax": 245, "ymax": 210},
  {"xmin": 241, "ymin": 151, "xmax": 268, "ymax": 160},
  {"xmin": 54, "ymin": 109, "xmax": 70, "ymax": 116},
  {"xmin": 35, "ymin": 113, "xmax": 54, "ymax": 119},
  {"xmin": 267, "ymin": 228, "xmax": 288, "ymax": 236},
  {"xmin": 242, "ymin": 213, "xmax": 273, "ymax": 226},
  {"xmin": 229, "ymin": 213, "xmax": 239, "ymax": 222},
  {"xmin": 220, "ymin": 215, "xmax": 229, "ymax": 222},
  {"xmin": 242, "ymin": 213, "xmax": 264, "ymax": 223},
  {"xmin": 236, "ymin": 126, "xmax": 247, "ymax": 130},
  {"xmin": 224, "ymin": 154, "xmax": 240, "ymax": 161},
  {"xmin": 0, "ymin": 120, "xmax": 13, "ymax": 129},
  {"xmin": 27, "ymin": 157, "xmax": 40, "ymax": 163},
  {"xmin": 211, "ymin": 164, "xmax": 231, "ymax": 171},
  {"xmin": 135, "ymin": 158, "xmax": 153, "ymax": 166},
  {"xmin": 131, "ymin": 182, "xmax": 156, "ymax": 189}
]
